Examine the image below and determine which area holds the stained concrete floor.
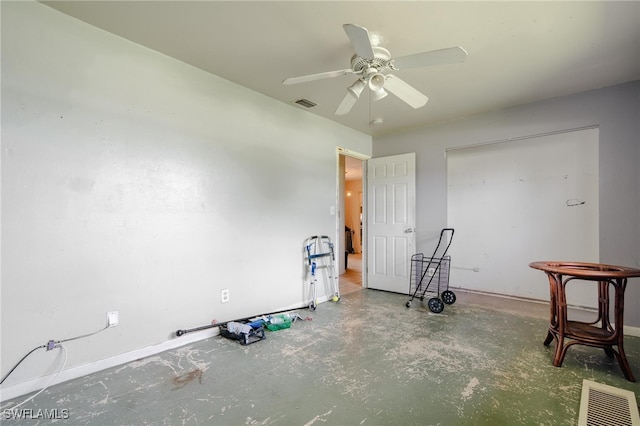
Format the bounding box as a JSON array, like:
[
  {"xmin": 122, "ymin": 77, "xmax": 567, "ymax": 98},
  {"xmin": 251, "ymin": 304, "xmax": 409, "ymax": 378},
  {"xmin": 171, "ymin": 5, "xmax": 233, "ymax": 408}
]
[{"xmin": 2, "ymin": 289, "xmax": 639, "ymax": 425}]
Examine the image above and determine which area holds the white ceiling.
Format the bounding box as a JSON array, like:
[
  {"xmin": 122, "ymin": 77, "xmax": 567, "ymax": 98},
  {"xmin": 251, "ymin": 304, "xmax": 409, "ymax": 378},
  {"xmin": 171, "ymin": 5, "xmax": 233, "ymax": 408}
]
[{"xmin": 41, "ymin": 1, "xmax": 640, "ymax": 137}]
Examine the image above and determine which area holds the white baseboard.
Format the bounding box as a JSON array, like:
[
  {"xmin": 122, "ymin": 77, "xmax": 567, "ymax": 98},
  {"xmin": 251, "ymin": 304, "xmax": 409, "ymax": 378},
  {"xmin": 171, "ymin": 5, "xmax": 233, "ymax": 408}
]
[
  {"xmin": 3, "ymin": 294, "xmax": 636, "ymax": 403},
  {"xmin": 0, "ymin": 326, "xmax": 220, "ymax": 403},
  {"xmin": 623, "ymin": 325, "xmax": 640, "ymax": 338},
  {"xmin": 453, "ymin": 286, "xmax": 640, "ymax": 337},
  {"xmin": 1, "ymin": 302, "xmax": 309, "ymax": 403}
]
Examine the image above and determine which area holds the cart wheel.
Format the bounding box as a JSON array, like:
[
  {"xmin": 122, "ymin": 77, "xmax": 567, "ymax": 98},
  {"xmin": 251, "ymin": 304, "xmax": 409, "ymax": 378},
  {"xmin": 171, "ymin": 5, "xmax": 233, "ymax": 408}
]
[
  {"xmin": 405, "ymin": 301, "xmax": 412, "ymax": 308},
  {"xmin": 309, "ymin": 302, "xmax": 316, "ymax": 311},
  {"xmin": 441, "ymin": 290, "xmax": 456, "ymax": 305},
  {"xmin": 427, "ymin": 298, "xmax": 445, "ymax": 313}
]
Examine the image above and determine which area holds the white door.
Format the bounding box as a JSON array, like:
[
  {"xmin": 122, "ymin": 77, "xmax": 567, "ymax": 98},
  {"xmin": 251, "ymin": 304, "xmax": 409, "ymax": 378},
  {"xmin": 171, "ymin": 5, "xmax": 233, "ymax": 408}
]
[{"xmin": 367, "ymin": 153, "xmax": 416, "ymax": 293}]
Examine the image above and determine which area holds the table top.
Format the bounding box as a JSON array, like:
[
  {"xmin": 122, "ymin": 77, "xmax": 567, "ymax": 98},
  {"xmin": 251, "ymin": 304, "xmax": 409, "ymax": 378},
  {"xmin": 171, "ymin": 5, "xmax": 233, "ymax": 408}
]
[{"xmin": 529, "ymin": 261, "xmax": 640, "ymax": 279}]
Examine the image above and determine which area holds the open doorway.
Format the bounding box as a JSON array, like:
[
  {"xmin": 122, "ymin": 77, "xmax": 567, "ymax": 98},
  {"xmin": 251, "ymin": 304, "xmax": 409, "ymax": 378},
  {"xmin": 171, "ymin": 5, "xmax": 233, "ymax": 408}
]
[{"xmin": 340, "ymin": 154, "xmax": 364, "ymax": 295}]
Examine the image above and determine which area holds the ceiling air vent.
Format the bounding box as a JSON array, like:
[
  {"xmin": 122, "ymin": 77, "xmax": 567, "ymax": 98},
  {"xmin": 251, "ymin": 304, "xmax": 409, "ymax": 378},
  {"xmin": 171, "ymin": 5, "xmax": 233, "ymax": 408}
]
[
  {"xmin": 294, "ymin": 99, "xmax": 317, "ymax": 109},
  {"xmin": 578, "ymin": 379, "xmax": 639, "ymax": 426}
]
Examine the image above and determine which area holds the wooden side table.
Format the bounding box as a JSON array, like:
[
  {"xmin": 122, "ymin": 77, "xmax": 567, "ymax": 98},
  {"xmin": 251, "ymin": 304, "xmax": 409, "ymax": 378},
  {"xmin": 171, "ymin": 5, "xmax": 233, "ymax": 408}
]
[{"xmin": 529, "ymin": 261, "xmax": 640, "ymax": 382}]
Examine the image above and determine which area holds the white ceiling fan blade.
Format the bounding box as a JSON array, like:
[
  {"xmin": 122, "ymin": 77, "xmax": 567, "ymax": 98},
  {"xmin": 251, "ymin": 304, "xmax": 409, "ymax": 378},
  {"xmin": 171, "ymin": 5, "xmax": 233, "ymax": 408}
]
[
  {"xmin": 392, "ymin": 46, "xmax": 468, "ymax": 70},
  {"xmin": 384, "ymin": 74, "xmax": 428, "ymax": 109},
  {"xmin": 343, "ymin": 24, "xmax": 375, "ymax": 60},
  {"xmin": 283, "ymin": 69, "xmax": 355, "ymax": 85},
  {"xmin": 335, "ymin": 90, "xmax": 359, "ymax": 116}
]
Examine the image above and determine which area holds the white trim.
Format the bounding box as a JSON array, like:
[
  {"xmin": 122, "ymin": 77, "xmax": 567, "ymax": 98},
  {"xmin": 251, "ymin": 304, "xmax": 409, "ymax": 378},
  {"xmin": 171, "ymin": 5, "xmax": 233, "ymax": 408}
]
[
  {"xmin": 1, "ymin": 302, "xmax": 308, "ymax": 402},
  {"xmin": 444, "ymin": 125, "xmax": 600, "ymax": 153},
  {"xmin": 337, "ymin": 146, "xmax": 371, "ymax": 161},
  {"xmin": 3, "ymin": 292, "xmax": 636, "ymax": 403},
  {"xmin": 337, "ymin": 146, "xmax": 370, "ymax": 288},
  {"xmin": 623, "ymin": 325, "xmax": 640, "ymax": 338},
  {"xmin": 0, "ymin": 328, "xmax": 219, "ymax": 402},
  {"xmin": 453, "ymin": 286, "xmax": 640, "ymax": 337}
]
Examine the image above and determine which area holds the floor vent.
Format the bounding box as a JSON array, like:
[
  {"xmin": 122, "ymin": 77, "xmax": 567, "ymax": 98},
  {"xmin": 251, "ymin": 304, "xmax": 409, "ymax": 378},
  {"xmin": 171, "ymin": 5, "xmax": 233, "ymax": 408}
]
[
  {"xmin": 294, "ymin": 98, "xmax": 317, "ymax": 108},
  {"xmin": 578, "ymin": 379, "xmax": 639, "ymax": 426}
]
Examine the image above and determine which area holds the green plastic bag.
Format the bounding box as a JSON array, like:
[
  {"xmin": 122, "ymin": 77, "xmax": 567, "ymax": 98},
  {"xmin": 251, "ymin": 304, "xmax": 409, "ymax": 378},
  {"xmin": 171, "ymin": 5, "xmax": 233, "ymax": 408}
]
[{"xmin": 266, "ymin": 315, "xmax": 292, "ymax": 331}]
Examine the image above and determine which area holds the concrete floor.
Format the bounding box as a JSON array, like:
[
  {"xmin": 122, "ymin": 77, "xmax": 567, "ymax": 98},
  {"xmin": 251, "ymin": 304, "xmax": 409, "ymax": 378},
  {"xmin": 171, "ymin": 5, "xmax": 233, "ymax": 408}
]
[{"xmin": 1, "ymin": 288, "xmax": 638, "ymax": 425}]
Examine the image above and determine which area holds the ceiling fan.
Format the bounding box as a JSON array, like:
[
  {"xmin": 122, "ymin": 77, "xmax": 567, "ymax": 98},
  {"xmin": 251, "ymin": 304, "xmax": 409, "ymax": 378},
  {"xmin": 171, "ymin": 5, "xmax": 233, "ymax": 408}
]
[{"xmin": 283, "ymin": 24, "xmax": 468, "ymax": 116}]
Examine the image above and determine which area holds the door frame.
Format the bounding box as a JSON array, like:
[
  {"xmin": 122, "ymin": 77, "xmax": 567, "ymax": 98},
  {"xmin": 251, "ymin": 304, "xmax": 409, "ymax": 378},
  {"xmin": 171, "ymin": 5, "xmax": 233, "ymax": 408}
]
[{"xmin": 337, "ymin": 147, "xmax": 370, "ymax": 289}]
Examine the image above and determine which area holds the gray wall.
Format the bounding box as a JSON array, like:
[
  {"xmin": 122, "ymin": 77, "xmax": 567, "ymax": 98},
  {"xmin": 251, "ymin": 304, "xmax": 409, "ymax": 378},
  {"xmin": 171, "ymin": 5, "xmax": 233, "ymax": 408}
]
[
  {"xmin": 446, "ymin": 128, "xmax": 600, "ymax": 305},
  {"xmin": 1, "ymin": 2, "xmax": 371, "ymax": 396},
  {"xmin": 374, "ymin": 81, "xmax": 640, "ymax": 327}
]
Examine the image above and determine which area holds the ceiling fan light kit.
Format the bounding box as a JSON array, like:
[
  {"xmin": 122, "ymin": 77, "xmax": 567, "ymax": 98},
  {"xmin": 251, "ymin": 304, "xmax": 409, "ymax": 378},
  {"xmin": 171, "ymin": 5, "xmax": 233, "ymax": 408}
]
[
  {"xmin": 371, "ymin": 88, "xmax": 388, "ymax": 102},
  {"xmin": 367, "ymin": 71, "xmax": 386, "ymax": 91},
  {"xmin": 347, "ymin": 79, "xmax": 366, "ymax": 99},
  {"xmin": 283, "ymin": 23, "xmax": 467, "ymax": 116}
]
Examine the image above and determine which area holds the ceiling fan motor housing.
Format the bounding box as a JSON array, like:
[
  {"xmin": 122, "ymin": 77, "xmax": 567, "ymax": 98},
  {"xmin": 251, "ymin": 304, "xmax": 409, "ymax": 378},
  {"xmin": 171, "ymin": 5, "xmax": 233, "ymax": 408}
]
[{"xmin": 350, "ymin": 46, "xmax": 391, "ymax": 73}]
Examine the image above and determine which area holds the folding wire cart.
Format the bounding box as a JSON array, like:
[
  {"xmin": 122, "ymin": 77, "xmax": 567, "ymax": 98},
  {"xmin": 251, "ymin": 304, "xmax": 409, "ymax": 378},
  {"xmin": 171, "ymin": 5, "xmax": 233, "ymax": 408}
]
[
  {"xmin": 303, "ymin": 235, "xmax": 340, "ymax": 311},
  {"xmin": 405, "ymin": 228, "xmax": 456, "ymax": 313}
]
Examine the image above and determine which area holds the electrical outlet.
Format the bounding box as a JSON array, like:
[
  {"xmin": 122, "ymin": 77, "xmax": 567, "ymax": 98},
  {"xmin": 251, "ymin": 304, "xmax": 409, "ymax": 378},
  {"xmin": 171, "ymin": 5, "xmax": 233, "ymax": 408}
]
[
  {"xmin": 221, "ymin": 289, "xmax": 230, "ymax": 303},
  {"xmin": 107, "ymin": 311, "xmax": 119, "ymax": 327}
]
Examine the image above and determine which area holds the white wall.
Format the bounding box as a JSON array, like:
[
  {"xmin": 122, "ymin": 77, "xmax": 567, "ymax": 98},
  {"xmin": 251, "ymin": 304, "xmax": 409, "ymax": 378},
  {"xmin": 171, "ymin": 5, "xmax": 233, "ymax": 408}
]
[
  {"xmin": 447, "ymin": 128, "xmax": 600, "ymax": 305},
  {"xmin": 373, "ymin": 81, "xmax": 640, "ymax": 327},
  {"xmin": 1, "ymin": 1, "xmax": 371, "ymax": 396}
]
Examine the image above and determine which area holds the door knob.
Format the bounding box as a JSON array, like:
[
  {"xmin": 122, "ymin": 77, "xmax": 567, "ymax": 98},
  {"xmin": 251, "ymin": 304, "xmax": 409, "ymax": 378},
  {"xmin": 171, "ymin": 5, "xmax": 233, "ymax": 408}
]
[{"xmin": 404, "ymin": 228, "xmax": 414, "ymax": 233}]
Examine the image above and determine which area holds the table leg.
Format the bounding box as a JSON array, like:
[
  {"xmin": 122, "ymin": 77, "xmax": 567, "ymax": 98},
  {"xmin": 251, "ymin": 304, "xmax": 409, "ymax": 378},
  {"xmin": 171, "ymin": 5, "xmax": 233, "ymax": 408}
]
[
  {"xmin": 613, "ymin": 278, "xmax": 635, "ymax": 382},
  {"xmin": 530, "ymin": 262, "xmax": 639, "ymax": 382},
  {"xmin": 614, "ymin": 349, "xmax": 636, "ymax": 382}
]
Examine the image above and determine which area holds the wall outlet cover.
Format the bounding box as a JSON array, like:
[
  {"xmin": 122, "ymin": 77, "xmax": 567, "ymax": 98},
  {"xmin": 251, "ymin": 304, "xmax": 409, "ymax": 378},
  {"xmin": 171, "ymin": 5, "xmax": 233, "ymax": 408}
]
[{"xmin": 107, "ymin": 311, "xmax": 119, "ymax": 327}]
